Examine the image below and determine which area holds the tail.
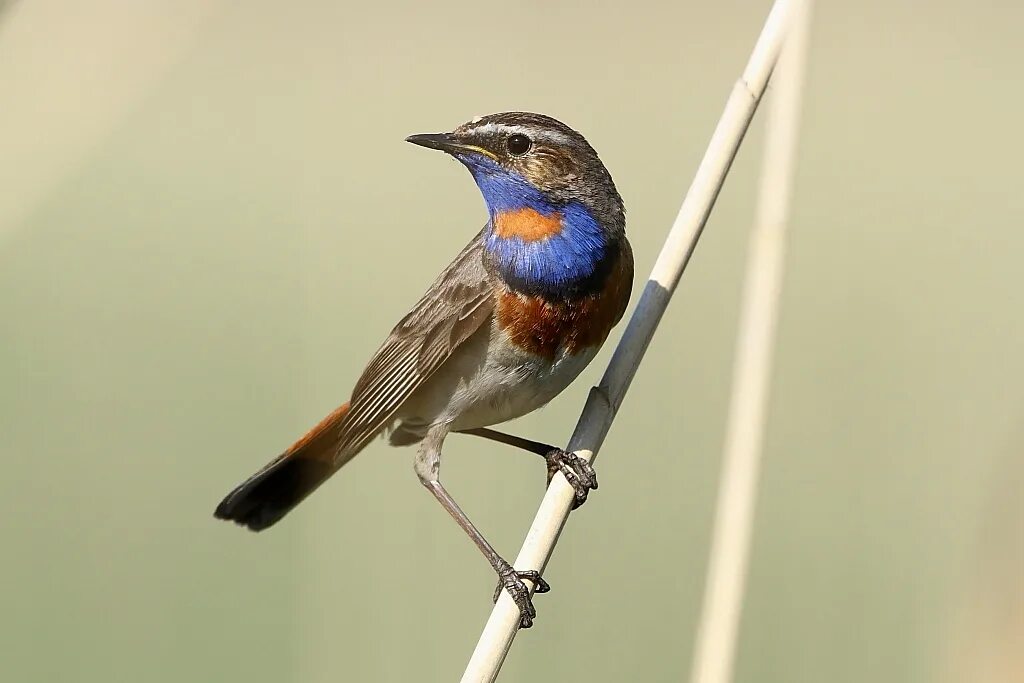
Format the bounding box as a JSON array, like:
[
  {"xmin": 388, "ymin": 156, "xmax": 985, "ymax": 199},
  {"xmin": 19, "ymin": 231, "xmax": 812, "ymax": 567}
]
[{"xmin": 214, "ymin": 401, "xmax": 356, "ymax": 531}]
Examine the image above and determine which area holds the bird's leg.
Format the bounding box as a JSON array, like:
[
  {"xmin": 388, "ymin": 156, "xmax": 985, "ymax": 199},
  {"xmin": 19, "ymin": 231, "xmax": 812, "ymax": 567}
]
[
  {"xmin": 458, "ymin": 427, "xmax": 598, "ymax": 509},
  {"xmin": 415, "ymin": 426, "xmax": 549, "ymax": 629}
]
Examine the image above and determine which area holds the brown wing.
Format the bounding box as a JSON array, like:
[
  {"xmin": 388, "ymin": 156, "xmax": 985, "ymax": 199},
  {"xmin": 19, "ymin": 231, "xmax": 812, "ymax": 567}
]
[
  {"xmin": 332, "ymin": 231, "xmax": 494, "ymax": 462},
  {"xmin": 213, "ymin": 232, "xmax": 494, "ymax": 531}
]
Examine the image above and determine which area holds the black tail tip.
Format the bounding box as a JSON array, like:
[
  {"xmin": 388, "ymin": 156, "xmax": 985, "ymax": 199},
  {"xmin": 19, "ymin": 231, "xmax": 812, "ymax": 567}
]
[
  {"xmin": 214, "ymin": 456, "xmax": 334, "ymax": 532},
  {"xmin": 213, "ymin": 495, "xmax": 278, "ymax": 532}
]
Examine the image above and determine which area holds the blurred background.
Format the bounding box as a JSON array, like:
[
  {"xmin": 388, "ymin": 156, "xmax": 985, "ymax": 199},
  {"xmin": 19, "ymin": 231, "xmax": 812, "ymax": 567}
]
[{"xmin": 2, "ymin": 0, "xmax": 1021, "ymax": 681}]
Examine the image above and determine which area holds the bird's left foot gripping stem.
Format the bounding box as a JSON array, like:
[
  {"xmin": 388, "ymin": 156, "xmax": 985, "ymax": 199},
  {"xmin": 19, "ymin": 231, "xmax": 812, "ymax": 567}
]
[
  {"xmin": 426, "ymin": 478, "xmax": 551, "ymax": 629},
  {"xmin": 492, "ymin": 559, "xmax": 550, "ymax": 629},
  {"xmin": 418, "ymin": 429, "xmax": 551, "ymax": 629}
]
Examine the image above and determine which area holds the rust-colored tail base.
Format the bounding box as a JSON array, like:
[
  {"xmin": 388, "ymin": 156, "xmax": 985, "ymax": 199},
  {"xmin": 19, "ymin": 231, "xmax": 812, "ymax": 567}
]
[{"xmin": 214, "ymin": 402, "xmax": 350, "ymax": 531}]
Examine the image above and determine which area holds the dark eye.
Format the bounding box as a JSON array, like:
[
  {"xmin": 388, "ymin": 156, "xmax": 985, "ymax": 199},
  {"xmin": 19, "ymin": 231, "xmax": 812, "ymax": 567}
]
[{"xmin": 506, "ymin": 133, "xmax": 532, "ymax": 156}]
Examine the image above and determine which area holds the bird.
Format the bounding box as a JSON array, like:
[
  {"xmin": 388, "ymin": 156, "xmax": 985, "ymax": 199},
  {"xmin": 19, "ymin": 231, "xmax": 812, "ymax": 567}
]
[{"xmin": 214, "ymin": 112, "xmax": 632, "ymax": 628}]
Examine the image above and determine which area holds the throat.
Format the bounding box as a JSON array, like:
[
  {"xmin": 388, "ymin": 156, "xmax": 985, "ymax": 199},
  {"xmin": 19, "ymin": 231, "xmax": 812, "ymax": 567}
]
[{"xmin": 482, "ymin": 201, "xmax": 612, "ymax": 296}]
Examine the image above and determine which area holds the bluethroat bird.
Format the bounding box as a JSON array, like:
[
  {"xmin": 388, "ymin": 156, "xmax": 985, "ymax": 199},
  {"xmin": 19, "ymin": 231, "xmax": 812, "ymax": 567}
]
[{"xmin": 215, "ymin": 112, "xmax": 632, "ymax": 628}]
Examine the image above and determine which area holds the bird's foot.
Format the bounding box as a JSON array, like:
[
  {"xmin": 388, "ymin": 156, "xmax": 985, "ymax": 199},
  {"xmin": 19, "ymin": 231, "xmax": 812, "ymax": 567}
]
[
  {"xmin": 545, "ymin": 448, "xmax": 598, "ymax": 509},
  {"xmin": 492, "ymin": 559, "xmax": 550, "ymax": 629}
]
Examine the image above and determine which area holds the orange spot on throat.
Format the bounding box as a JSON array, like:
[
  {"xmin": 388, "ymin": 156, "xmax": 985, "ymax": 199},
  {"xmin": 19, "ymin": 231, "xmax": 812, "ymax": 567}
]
[{"xmin": 492, "ymin": 207, "xmax": 563, "ymax": 242}]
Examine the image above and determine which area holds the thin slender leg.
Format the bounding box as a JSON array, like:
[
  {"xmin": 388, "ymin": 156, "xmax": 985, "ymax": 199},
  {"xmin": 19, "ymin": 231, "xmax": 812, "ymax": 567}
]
[
  {"xmin": 415, "ymin": 424, "xmax": 549, "ymax": 629},
  {"xmin": 458, "ymin": 427, "xmax": 599, "ymax": 508}
]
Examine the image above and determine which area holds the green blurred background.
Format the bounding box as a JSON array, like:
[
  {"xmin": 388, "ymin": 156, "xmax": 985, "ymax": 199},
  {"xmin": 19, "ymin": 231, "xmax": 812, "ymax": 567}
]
[{"xmin": 2, "ymin": 1, "xmax": 1021, "ymax": 681}]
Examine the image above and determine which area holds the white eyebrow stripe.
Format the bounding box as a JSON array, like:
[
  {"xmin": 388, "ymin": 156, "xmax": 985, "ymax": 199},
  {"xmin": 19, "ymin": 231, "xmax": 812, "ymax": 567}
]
[
  {"xmin": 469, "ymin": 122, "xmax": 573, "ymax": 146},
  {"xmin": 469, "ymin": 122, "xmax": 506, "ymax": 136},
  {"xmin": 534, "ymin": 129, "xmax": 573, "ymax": 146}
]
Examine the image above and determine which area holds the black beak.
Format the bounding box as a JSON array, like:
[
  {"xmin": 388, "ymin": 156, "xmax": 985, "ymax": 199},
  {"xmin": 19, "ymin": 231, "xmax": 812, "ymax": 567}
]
[
  {"xmin": 405, "ymin": 132, "xmax": 497, "ymax": 159},
  {"xmin": 405, "ymin": 132, "xmax": 457, "ymax": 152}
]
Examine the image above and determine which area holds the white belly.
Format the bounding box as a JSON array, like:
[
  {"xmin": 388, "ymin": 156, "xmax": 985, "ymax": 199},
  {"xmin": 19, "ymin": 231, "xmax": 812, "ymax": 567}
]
[{"xmin": 394, "ymin": 322, "xmax": 598, "ymax": 440}]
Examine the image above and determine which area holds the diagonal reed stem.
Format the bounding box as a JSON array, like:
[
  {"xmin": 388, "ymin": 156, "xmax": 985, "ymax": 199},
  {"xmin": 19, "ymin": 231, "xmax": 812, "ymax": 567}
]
[
  {"xmin": 461, "ymin": 1, "xmax": 802, "ymax": 680},
  {"xmin": 688, "ymin": 2, "xmax": 812, "ymax": 683}
]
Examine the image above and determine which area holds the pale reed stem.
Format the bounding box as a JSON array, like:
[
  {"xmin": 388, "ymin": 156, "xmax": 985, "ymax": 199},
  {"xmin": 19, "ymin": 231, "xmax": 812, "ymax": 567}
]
[
  {"xmin": 688, "ymin": 2, "xmax": 812, "ymax": 683},
  {"xmin": 461, "ymin": 1, "xmax": 803, "ymax": 680}
]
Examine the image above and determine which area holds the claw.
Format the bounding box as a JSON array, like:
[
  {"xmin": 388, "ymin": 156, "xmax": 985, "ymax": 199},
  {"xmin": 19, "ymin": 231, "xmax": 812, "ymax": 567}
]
[
  {"xmin": 492, "ymin": 562, "xmax": 550, "ymax": 629},
  {"xmin": 545, "ymin": 449, "xmax": 598, "ymax": 509}
]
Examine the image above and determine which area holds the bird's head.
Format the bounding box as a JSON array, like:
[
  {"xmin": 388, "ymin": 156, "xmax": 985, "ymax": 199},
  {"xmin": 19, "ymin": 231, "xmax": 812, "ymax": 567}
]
[
  {"xmin": 407, "ymin": 112, "xmax": 626, "ymax": 295},
  {"xmin": 406, "ymin": 112, "xmax": 624, "ymax": 235}
]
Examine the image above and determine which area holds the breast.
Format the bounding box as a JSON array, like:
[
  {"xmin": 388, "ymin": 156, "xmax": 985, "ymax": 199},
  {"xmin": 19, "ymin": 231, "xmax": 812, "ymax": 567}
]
[
  {"xmin": 495, "ymin": 244, "xmax": 633, "ymax": 361},
  {"xmin": 395, "ymin": 242, "xmax": 632, "ymax": 435}
]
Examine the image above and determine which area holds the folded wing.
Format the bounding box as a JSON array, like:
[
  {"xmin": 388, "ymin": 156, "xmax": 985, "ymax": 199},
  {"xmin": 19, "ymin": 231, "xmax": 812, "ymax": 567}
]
[{"xmin": 214, "ymin": 232, "xmax": 495, "ymax": 530}]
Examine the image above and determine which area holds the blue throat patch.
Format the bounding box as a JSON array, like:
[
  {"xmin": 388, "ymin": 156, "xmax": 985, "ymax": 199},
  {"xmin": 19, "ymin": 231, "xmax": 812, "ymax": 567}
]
[{"xmin": 459, "ymin": 155, "xmax": 609, "ymax": 294}]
